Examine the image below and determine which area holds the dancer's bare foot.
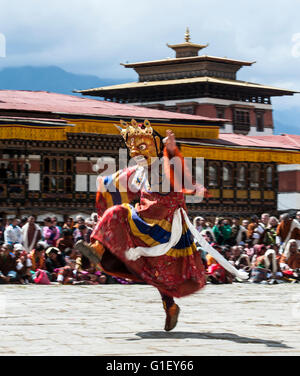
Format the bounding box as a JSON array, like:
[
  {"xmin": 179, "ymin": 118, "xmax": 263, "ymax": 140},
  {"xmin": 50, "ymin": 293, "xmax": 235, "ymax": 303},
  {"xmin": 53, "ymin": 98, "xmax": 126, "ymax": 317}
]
[
  {"xmin": 74, "ymin": 240, "xmax": 102, "ymax": 265},
  {"xmin": 164, "ymin": 303, "xmax": 180, "ymax": 331}
]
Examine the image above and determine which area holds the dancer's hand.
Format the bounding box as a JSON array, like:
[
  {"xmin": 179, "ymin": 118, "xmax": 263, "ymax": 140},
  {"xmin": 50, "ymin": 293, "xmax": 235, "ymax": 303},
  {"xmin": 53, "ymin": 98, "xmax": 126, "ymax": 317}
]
[{"xmin": 165, "ymin": 130, "xmax": 176, "ymax": 155}]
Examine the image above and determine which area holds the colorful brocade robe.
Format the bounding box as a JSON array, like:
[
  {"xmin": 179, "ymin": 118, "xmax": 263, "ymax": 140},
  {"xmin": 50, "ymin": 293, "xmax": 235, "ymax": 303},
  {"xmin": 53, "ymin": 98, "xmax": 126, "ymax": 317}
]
[{"xmin": 91, "ymin": 161, "xmax": 206, "ymax": 298}]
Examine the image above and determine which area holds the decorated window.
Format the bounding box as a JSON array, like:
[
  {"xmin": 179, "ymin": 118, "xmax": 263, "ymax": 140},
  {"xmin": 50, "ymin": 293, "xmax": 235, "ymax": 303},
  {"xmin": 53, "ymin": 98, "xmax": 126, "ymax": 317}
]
[
  {"xmin": 51, "ymin": 159, "xmax": 57, "ymax": 172},
  {"xmin": 237, "ymin": 165, "xmax": 246, "ymax": 187},
  {"xmin": 266, "ymin": 166, "xmax": 273, "ymax": 188},
  {"xmin": 208, "ymin": 164, "xmax": 218, "ymax": 186},
  {"xmin": 43, "ymin": 177, "xmax": 50, "ymax": 192},
  {"xmin": 223, "ymin": 164, "xmax": 233, "ymax": 186},
  {"xmin": 256, "ymin": 111, "xmax": 264, "ymax": 132},
  {"xmin": 66, "ymin": 177, "xmax": 72, "ymax": 193},
  {"xmin": 44, "ymin": 158, "xmax": 50, "ymax": 173},
  {"xmin": 250, "ymin": 165, "xmax": 260, "ymax": 188}
]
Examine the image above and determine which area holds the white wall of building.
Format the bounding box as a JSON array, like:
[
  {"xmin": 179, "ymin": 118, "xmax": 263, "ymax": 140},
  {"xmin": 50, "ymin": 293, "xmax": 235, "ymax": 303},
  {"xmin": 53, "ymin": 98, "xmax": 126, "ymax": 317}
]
[
  {"xmin": 75, "ymin": 175, "xmax": 88, "ymax": 192},
  {"xmin": 278, "ymin": 193, "xmax": 300, "ymax": 211},
  {"xmin": 28, "ymin": 173, "xmax": 40, "ymax": 191},
  {"xmin": 89, "ymin": 175, "xmax": 98, "ymax": 193},
  {"xmin": 132, "ymin": 97, "xmax": 272, "ymax": 111},
  {"xmin": 278, "ymin": 164, "xmax": 300, "ymax": 172},
  {"xmin": 277, "ymin": 164, "xmax": 300, "ymax": 211}
]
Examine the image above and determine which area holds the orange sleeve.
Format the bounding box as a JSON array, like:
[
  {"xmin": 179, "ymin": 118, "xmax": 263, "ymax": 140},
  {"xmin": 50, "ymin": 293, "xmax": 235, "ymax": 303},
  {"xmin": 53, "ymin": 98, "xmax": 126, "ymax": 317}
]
[{"xmin": 163, "ymin": 146, "xmax": 209, "ymax": 197}]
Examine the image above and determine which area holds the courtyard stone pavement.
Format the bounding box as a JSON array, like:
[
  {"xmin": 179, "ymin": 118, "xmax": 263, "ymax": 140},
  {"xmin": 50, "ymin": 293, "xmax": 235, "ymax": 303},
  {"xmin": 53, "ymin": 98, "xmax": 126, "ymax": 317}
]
[{"xmin": 0, "ymin": 282, "xmax": 299, "ymax": 356}]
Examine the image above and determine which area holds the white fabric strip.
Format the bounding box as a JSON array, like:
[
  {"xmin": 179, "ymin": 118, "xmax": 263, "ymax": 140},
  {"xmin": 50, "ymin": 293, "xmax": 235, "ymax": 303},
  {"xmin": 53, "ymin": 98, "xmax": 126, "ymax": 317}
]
[
  {"xmin": 181, "ymin": 209, "xmax": 248, "ymax": 280},
  {"xmin": 125, "ymin": 208, "xmax": 182, "ymax": 261},
  {"xmin": 125, "ymin": 207, "xmax": 248, "ymax": 281}
]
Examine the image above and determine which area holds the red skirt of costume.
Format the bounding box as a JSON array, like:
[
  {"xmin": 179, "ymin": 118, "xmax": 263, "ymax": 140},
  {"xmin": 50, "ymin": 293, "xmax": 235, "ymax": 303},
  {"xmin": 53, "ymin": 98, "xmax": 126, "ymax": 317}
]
[{"xmin": 91, "ymin": 173, "xmax": 206, "ymax": 298}]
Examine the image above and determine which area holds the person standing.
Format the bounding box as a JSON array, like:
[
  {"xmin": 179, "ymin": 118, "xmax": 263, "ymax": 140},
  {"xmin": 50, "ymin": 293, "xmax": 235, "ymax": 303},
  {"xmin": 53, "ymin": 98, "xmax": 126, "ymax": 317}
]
[
  {"xmin": 247, "ymin": 215, "xmax": 259, "ymax": 246},
  {"xmin": 264, "ymin": 216, "xmax": 279, "ymax": 246},
  {"xmin": 254, "ymin": 213, "xmax": 270, "ymax": 244},
  {"xmin": 212, "ymin": 218, "xmax": 232, "ymax": 245},
  {"xmin": 43, "ymin": 217, "xmax": 60, "ymax": 247},
  {"xmin": 0, "ymin": 218, "xmax": 5, "ymax": 244},
  {"xmin": 280, "ymin": 239, "xmax": 300, "ymax": 270},
  {"xmin": 230, "ymin": 217, "xmax": 247, "ymax": 246},
  {"xmin": 4, "ymin": 218, "xmax": 22, "ymax": 246},
  {"xmin": 276, "ymin": 213, "xmax": 300, "ymax": 250},
  {"xmin": 21, "ymin": 216, "xmax": 42, "ymax": 253}
]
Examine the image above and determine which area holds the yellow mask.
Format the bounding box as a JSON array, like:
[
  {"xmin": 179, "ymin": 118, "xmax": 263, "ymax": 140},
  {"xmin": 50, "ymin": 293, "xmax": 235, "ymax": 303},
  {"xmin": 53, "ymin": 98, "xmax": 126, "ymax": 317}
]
[{"xmin": 115, "ymin": 119, "xmax": 161, "ymax": 166}]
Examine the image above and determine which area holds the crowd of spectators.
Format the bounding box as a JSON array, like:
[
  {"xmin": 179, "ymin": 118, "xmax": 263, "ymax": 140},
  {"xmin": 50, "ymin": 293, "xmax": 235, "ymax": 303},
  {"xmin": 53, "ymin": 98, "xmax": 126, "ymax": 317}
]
[
  {"xmin": 0, "ymin": 214, "xmax": 131, "ymax": 285},
  {"xmin": 0, "ymin": 211, "xmax": 300, "ymax": 286},
  {"xmin": 194, "ymin": 211, "xmax": 300, "ymax": 284}
]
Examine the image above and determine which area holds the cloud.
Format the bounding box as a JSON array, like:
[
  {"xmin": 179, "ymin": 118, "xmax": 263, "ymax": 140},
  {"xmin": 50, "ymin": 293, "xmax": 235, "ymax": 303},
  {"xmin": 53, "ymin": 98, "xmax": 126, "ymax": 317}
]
[{"xmin": 0, "ymin": 0, "xmax": 300, "ymax": 116}]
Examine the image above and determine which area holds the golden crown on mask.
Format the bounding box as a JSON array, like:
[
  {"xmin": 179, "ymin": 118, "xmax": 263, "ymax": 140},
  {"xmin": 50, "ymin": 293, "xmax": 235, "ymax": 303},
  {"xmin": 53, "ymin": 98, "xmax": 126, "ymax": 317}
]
[{"xmin": 114, "ymin": 119, "xmax": 153, "ymax": 141}]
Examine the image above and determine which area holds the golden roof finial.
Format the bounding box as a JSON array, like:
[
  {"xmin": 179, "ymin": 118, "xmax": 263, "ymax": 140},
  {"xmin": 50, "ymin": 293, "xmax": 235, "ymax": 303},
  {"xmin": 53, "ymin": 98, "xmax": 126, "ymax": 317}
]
[{"xmin": 185, "ymin": 27, "xmax": 190, "ymax": 43}]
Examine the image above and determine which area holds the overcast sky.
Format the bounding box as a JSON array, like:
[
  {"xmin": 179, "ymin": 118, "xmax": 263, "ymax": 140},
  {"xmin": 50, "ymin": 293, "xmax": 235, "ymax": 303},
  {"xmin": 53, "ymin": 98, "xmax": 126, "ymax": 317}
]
[{"xmin": 0, "ymin": 0, "xmax": 300, "ymax": 111}]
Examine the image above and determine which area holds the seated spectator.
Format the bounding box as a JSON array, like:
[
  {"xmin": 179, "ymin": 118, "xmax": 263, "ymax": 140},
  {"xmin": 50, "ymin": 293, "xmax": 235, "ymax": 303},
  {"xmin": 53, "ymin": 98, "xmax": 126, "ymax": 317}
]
[
  {"xmin": 56, "ymin": 264, "xmax": 75, "ymax": 285},
  {"xmin": 73, "ymin": 224, "xmax": 92, "ymax": 243},
  {"xmin": 250, "ymin": 248, "xmax": 283, "ymax": 284},
  {"xmin": 193, "ymin": 217, "xmax": 206, "ymax": 233},
  {"xmin": 200, "ymin": 229, "xmax": 215, "ymax": 244},
  {"xmin": 206, "ymin": 244, "xmax": 222, "ymax": 267},
  {"xmin": 85, "ymin": 218, "xmax": 95, "ymax": 232},
  {"xmin": 63, "ymin": 217, "xmax": 75, "ymax": 233},
  {"xmin": 205, "ymin": 245, "xmax": 233, "ymax": 284},
  {"xmin": 229, "ymin": 245, "xmax": 251, "ymax": 271},
  {"xmin": 0, "ymin": 243, "xmax": 18, "ymax": 283},
  {"xmin": 74, "ymin": 216, "xmax": 85, "ymax": 229},
  {"xmin": 45, "ymin": 247, "xmax": 66, "ymax": 281},
  {"xmin": 14, "ymin": 245, "xmax": 32, "ymax": 284},
  {"xmin": 250, "ymin": 244, "xmax": 267, "ymax": 266},
  {"xmin": 280, "ymin": 239, "xmax": 300, "ymax": 271},
  {"xmin": 56, "ymin": 229, "xmax": 74, "ymax": 254},
  {"xmin": 29, "ymin": 242, "xmax": 47, "ymax": 272},
  {"xmin": 91, "ymin": 212, "xmax": 98, "ymax": 222},
  {"xmin": 207, "ymin": 257, "xmax": 233, "ymax": 284},
  {"xmin": 196, "ymin": 246, "xmax": 208, "ymax": 269},
  {"xmin": 64, "ymin": 248, "xmax": 78, "ymax": 264}
]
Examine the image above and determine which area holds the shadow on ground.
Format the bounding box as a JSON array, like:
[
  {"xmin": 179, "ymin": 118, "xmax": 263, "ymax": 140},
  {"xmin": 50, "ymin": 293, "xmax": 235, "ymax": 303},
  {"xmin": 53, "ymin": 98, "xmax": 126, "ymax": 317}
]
[{"xmin": 129, "ymin": 331, "xmax": 292, "ymax": 349}]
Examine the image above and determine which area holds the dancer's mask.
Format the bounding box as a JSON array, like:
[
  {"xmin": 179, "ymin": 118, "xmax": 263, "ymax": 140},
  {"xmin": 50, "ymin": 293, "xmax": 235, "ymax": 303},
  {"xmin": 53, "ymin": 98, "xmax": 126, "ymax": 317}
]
[{"xmin": 114, "ymin": 119, "xmax": 161, "ymax": 166}]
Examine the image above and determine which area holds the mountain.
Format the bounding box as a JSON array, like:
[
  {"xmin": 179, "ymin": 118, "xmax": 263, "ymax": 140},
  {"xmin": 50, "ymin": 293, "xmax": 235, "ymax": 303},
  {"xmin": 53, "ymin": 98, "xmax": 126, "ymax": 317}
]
[
  {"xmin": 0, "ymin": 65, "xmax": 129, "ymax": 96},
  {"xmin": 273, "ymin": 108, "xmax": 300, "ymax": 135}
]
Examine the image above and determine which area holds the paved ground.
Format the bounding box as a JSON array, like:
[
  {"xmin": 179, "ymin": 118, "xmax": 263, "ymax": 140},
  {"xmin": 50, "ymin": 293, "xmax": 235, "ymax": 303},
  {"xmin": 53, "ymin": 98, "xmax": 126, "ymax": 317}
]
[{"xmin": 0, "ymin": 282, "xmax": 299, "ymax": 356}]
